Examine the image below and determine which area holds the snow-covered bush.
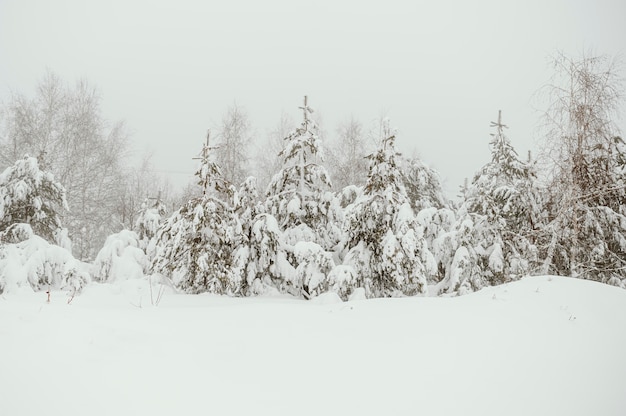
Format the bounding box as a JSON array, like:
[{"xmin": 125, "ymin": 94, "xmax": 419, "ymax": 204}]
[
  {"xmin": 338, "ymin": 185, "xmax": 363, "ymax": 208},
  {"xmin": 327, "ymin": 265, "xmax": 359, "ymax": 300},
  {"xmin": 93, "ymin": 229, "xmax": 148, "ymax": 283},
  {"xmin": 0, "ymin": 155, "xmax": 68, "ymax": 244},
  {"xmin": 0, "ymin": 224, "xmax": 90, "ymax": 295}
]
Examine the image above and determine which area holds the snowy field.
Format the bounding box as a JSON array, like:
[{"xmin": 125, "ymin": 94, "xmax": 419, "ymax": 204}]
[{"xmin": 1, "ymin": 275, "xmax": 625, "ymax": 416}]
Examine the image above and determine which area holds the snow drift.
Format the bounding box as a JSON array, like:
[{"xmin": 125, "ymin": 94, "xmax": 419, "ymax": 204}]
[{"xmin": 0, "ymin": 275, "xmax": 624, "ymax": 416}]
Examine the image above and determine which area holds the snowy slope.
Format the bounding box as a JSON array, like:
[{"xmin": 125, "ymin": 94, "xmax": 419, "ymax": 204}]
[{"xmin": 1, "ymin": 276, "xmax": 625, "ymax": 416}]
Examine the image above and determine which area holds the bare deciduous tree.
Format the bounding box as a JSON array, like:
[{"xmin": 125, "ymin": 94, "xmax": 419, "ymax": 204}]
[
  {"xmin": 214, "ymin": 103, "xmax": 253, "ymax": 187},
  {"xmin": 254, "ymin": 111, "xmax": 294, "ymax": 194},
  {"xmin": 539, "ymin": 52, "xmax": 626, "ymax": 284},
  {"xmin": 326, "ymin": 117, "xmax": 371, "ymax": 191},
  {"xmin": 0, "ymin": 71, "xmax": 130, "ymax": 260}
]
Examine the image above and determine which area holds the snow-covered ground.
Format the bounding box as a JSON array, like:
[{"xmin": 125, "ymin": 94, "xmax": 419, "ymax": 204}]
[{"xmin": 1, "ymin": 276, "xmax": 625, "ymax": 416}]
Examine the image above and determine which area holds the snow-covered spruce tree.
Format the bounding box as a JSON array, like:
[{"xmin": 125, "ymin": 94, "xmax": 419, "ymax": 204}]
[
  {"xmin": 399, "ymin": 154, "xmax": 456, "ymax": 286},
  {"xmin": 230, "ymin": 176, "xmax": 294, "ymax": 295},
  {"xmin": 233, "ymin": 176, "xmax": 263, "ymax": 241},
  {"xmin": 401, "ymin": 155, "xmax": 449, "ymax": 212},
  {"xmin": 460, "ymin": 111, "xmax": 539, "ymax": 287},
  {"xmin": 432, "ymin": 205, "xmax": 484, "ymax": 295},
  {"xmin": 266, "ymin": 96, "xmax": 339, "ymax": 248},
  {"xmin": 416, "ymin": 205, "xmax": 457, "ymax": 285},
  {"xmin": 243, "ymin": 213, "xmax": 295, "ymax": 295},
  {"xmin": 151, "ymin": 134, "xmax": 244, "ymax": 295},
  {"xmin": 265, "ymin": 97, "xmax": 341, "ymax": 297},
  {"xmin": 342, "ymin": 120, "xmax": 434, "ymax": 298},
  {"xmin": 134, "ymin": 195, "xmax": 167, "ymax": 251},
  {"xmin": 0, "ymin": 155, "xmax": 68, "ymax": 245},
  {"xmin": 539, "ymin": 53, "xmax": 626, "ymax": 287}
]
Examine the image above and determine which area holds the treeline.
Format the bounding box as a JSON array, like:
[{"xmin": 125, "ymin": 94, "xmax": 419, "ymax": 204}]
[{"xmin": 0, "ymin": 53, "xmax": 625, "ymax": 298}]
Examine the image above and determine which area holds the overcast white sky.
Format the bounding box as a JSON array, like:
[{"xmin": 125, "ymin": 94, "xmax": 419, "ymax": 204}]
[{"xmin": 1, "ymin": 0, "xmax": 625, "ymax": 197}]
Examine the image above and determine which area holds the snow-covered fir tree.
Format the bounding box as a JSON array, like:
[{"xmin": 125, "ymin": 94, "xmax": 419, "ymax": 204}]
[
  {"xmin": 342, "ymin": 119, "xmax": 434, "ymax": 298},
  {"xmin": 231, "ymin": 176, "xmax": 295, "ymax": 295},
  {"xmin": 463, "ymin": 111, "xmax": 539, "ymax": 285},
  {"xmin": 433, "ymin": 206, "xmax": 484, "ymax": 295},
  {"xmin": 0, "ymin": 155, "xmax": 68, "ymax": 245},
  {"xmin": 233, "ymin": 176, "xmax": 263, "ymax": 241},
  {"xmin": 265, "ymin": 96, "xmax": 339, "ymax": 249},
  {"xmin": 437, "ymin": 112, "xmax": 539, "ymax": 294},
  {"xmin": 242, "ymin": 213, "xmax": 295, "ymax": 295},
  {"xmin": 135, "ymin": 194, "xmax": 167, "ymax": 251},
  {"xmin": 151, "ymin": 134, "xmax": 244, "ymax": 295},
  {"xmin": 265, "ymin": 96, "xmax": 341, "ymax": 297},
  {"xmin": 416, "ymin": 203, "xmax": 457, "ymax": 285},
  {"xmin": 401, "ymin": 155, "xmax": 448, "ymax": 212}
]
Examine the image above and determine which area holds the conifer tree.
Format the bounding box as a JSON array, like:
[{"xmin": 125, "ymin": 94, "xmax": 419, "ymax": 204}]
[
  {"xmin": 401, "ymin": 156, "xmax": 448, "ymax": 213},
  {"xmin": 265, "ymin": 97, "xmax": 341, "ymax": 297},
  {"xmin": 463, "ymin": 111, "xmax": 539, "ymax": 284},
  {"xmin": 342, "ymin": 119, "xmax": 433, "ymax": 297},
  {"xmin": 243, "ymin": 213, "xmax": 295, "ymax": 295},
  {"xmin": 135, "ymin": 194, "xmax": 167, "ymax": 251},
  {"xmin": 265, "ymin": 96, "xmax": 339, "ymax": 250},
  {"xmin": 435, "ymin": 112, "xmax": 539, "ymax": 294},
  {"xmin": 151, "ymin": 133, "xmax": 243, "ymax": 294},
  {"xmin": 0, "ymin": 155, "xmax": 68, "ymax": 244}
]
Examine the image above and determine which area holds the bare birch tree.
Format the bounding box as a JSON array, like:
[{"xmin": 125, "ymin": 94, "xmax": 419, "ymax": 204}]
[
  {"xmin": 0, "ymin": 72, "xmax": 130, "ymax": 260},
  {"xmin": 326, "ymin": 117, "xmax": 371, "ymax": 190},
  {"xmin": 539, "ymin": 52, "xmax": 626, "ymax": 286},
  {"xmin": 214, "ymin": 103, "xmax": 253, "ymax": 187}
]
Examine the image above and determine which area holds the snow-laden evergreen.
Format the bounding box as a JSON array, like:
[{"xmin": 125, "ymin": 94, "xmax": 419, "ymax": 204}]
[
  {"xmin": 416, "ymin": 205, "xmax": 457, "ymax": 285},
  {"xmin": 150, "ymin": 139, "xmax": 244, "ymax": 295},
  {"xmin": 264, "ymin": 97, "xmax": 341, "ymax": 297},
  {"xmin": 265, "ymin": 97, "xmax": 340, "ymax": 252},
  {"xmin": 438, "ymin": 112, "xmax": 539, "ymax": 294},
  {"xmin": 341, "ymin": 120, "xmax": 434, "ymax": 297},
  {"xmin": 135, "ymin": 196, "xmax": 167, "ymax": 251},
  {"xmin": 242, "ymin": 213, "xmax": 294, "ymax": 295},
  {"xmin": 0, "ymin": 155, "xmax": 68, "ymax": 244},
  {"xmin": 401, "ymin": 156, "xmax": 448, "ymax": 212}
]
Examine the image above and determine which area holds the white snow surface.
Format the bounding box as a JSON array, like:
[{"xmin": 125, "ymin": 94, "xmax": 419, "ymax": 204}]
[{"xmin": 1, "ymin": 276, "xmax": 625, "ymax": 416}]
